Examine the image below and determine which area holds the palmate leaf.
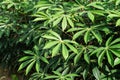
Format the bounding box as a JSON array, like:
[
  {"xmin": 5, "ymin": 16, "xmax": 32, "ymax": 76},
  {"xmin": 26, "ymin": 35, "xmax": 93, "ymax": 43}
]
[
  {"xmin": 106, "ymin": 50, "xmax": 114, "ymax": 66},
  {"xmin": 92, "ymin": 67, "xmax": 101, "ymax": 80},
  {"xmin": 23, "ymin": 50, "xmax": 34, "ymax": 55},
  {"xmin": 110, "ymin": 38, "xmax": 120, "ymax": 46},
  {"xmin": 110, "ymin": 49, "xmax": 120, "ymax": 57},
  {"xmin": 44, "ymin": 75, "xmax": 58, "ymax": 79},
  {"xmin": 48, "ymin": 30, "xmax": 61, "ymax": 40},
  {"xmin": 53, "ymin": 16, "xmax": 63, "ymax": 27},
  {"xmin": 52, "ymin": 43, "xmax": 61, "ymax": 57},
  {"xmin": 62, "ymin": 15, "xmax": 67, "ymax": 31},
  {"xmin": 35, "ymin": 60, "xmax": 40, "ymax": 73},
  {"xmin": 43, "ymin": 41, "xmax": 59, "ymax": 49},
  {"xmin": 114, "ymin": 57, "xmax": 120, "ymax": 66},
  {"xmin": 74, "ymin": 50, "xmax": 83, "ymax": 64},
  {"xmin": 91, "ymin": 30, "xmax": 102, "ymax": 43},
  {"xmin": 40, "ymin": 56, "xmax": 49, "ymax": 64},
  {"xmin": 26, "ymin": 60, "xmax": 35, "ymax": 75},
  {"xmin": 106, "ymin": 36, "xmax": 113, "ymax": 46},
  {"xmin": 42, "ymin": 35, "xmax": 59, "ymax": 40},
  {"xmin": 65, "ymin": 43, "xmax": 78, "ymax": 53},
  {"xmin": 98, "ymin": 50, "xmax": 105, "ymax": 67},
  {"xmin": 18, "ymin": 56, "xmax": 33, "ymax": 62},
  {"xmin": 116, "ymin": 19, "xmax": 120, "ymax": 26},
  {"xmin": 87, "ymin": 12, "xmax": 94, "ymax": 22},
  {"xmin": 87, "ymin": 2, "xmax": 104, "ymax": 10},
  {"xmin": 73, "ymin": 30, "xmax": 86, "ymax": 40},
  {"xmin": 66, "ymin": 16, "xmax": 74, "ymax": 27},
  {"xmin": 110, "ymin": 44, "xmax": 120, "ymax": 48},
  {"xmin": 84, "ymin": 53, "xmax": 90, "ymax": 64},
  {"xmin": 18, "ymin": 60, "xmax": 33, "ymax": 71},
  {"xmin": 62, "ymin": 44, "xmax": 69, "ymax": 60},
  {"xmin": 84, "ymin": 30, "xmax": 90, "ymax": 44}
]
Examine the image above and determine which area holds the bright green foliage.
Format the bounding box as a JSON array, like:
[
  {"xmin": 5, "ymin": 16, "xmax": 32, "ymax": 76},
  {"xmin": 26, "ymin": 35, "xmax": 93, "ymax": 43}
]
[{"xmin": 1, "ymin": 0, "xmax": 120, "ymax": 80}]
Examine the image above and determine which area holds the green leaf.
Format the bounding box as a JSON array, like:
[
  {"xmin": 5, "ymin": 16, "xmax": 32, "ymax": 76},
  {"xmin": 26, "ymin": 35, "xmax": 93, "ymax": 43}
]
[
  {"xmin": 66, "ymin": 74, "xmax": 78, "ymax": 77},
  {"xmin": 62, "ymin": 44, "xmax": 69, "ymax": 60},
  {"xmin": 65, "ymin": 43, "xmax": 78, "ymax": 53},
  {"xmin": 67, "ymin": 28, "xmax": 83, "ymax": 32},
  {"xmin": 91, "ymin": 30, "xmax": 102, "ymax": 43},
  {"xmin": 62, "ymin": 16, "xmax": 67, "ymax": 31},
  {"xmin": 110, "ymin": 44, "xmax": 120, "ymax": 48},
  {"xmin": 92, "ymin": 67, "xmax": 101, "ymax": 80},
  {"xmin": 35, "ymin": 60, "xmax": 40, "ymax": 73},
  {"xmin": 106, "ymin": 36, "xmax": 113, "ymax": 46},
  {"xmin": 49, "ymin": 30, "xmax": 61, "ymax": 40},
  {"xmin": 40, "ymin": 56, "xmax": 49, "ymax": 64},
  {"xmin": 53, "ymin": 71, "xmax": 61, "ymax": 76},
  {"xmin": 116, "ymin": 0, "xmax": 120, "ymax": 5},
  {"xmin": 83, "ymin": 68, "xmax": 88, "ymax": 80},
  {"xmin": 62, "ymin": 67, "xmax": 69, "ymax": 75},
  {"xmin": 98, "ymin": 50, "xmax": 105, "ymax": 67},
  {"xmin": 42, "ymin": 35, "xmax": 59, "ymax": 40},
  {"xmin": 90, "ymin": 47, "xmax": 104, "ymax": 56},
  {"xmin": 114, "ymin": 57, "xmax": 120, "ymax": 66},
  {"xmin": 74, "ymin": 50, "xmax": 83, "ymax": 64},
  {"xmin": 87, "ymin": 12, "xmax": 94, "ymax": 22},
  {"xmin": 73, "ymin": 30, "xmax": 86, "ymax": 40},
  {"xmin": 44, "ymin": 75, "xmax": 58, "ymax": 79},
  {"xmin": 84, "ymin": 53, "xmax": 90, "ymax": 64},
  {"xmin": 110, "ymin": 49, "xmax": 120, "ymax": 57},
  {"xmin": 116, "ymin": 19, "xmax": 120, "ymax": 26},
  {"xmin": 106, "ymin": 51, "xmax": 114, "ymax": 66},
  {"xmin": 33, "ymin": 17, "xmax": 47, "ymax": 21},
  {"xmin": 26, "ymin": 60, "xmax": 35, "ymax": 75},
  {"xmin": 52, "ymin": 43, "xmax": 61, "ymax": 57},
  {"xmin": 84, "ymin": 30, "xmax": 90, "ymax": 44},
  {"xmin": 23, "ymin": 50, "xmax": 34, "ymax": 55},
  {"xmin": 110, "ymin": 38, "xmax": 120, "ymax": 45},
  {"xmin": 18, "ymin": 56, "xmax": 33, "ymax": 62},
  {"xmin": 67, "ymin": 16, "xmax": 74, "ymax": 27},
  {"xmin": 18, "ymin": 60, "xmax": 33, "ymax": 71},
  {"xmin": 44, "ymin": 41, "xmax": 59, "ymax": 49},
  {"xmin": 53, "ymin": 16, "xmax": 63, "ymax": 27}
]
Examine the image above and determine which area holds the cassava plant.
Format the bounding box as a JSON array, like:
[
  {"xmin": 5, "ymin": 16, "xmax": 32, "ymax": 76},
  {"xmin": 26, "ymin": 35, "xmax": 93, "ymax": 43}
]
[{"xmin": 1, "ymin": 0, "xmax": 120, "ymax": 80}]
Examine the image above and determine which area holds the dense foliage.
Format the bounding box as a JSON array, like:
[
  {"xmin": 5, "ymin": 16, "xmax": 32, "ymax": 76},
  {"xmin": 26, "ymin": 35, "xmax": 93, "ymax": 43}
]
[{"xmin": 1, "ymin": 0, "xmax": 120, "ymax": 80}]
